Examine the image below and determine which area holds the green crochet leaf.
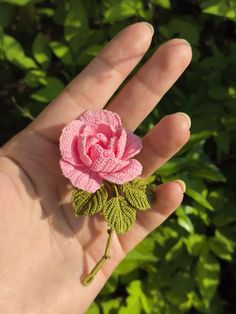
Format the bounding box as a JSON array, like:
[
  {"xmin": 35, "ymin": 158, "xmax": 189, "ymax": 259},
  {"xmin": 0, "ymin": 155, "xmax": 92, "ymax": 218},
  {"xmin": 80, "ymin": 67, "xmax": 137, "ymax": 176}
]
[
  {"xmin": 72, "ymin": 186, "xmax": 108, "ymax": 216},
  {"xmin": 129, "ymin": 178, "xmax": 148, "ymax": 189},
  {"xmin": 122, "ymin": 178, "xmax": 154, "ymax": 211},
  {"xmin": 72, "ymin": 189, "xmax": 91, "ymax": 214},
  {"xmin": 103, "ymin": 196, "xmax": 136, "ymax": 234}
]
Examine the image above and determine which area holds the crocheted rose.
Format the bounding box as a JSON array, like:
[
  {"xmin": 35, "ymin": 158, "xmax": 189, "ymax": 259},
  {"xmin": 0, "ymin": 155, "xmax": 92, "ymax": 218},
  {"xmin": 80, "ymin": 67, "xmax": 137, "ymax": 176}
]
[{"xmin": 59, "ymin": 110, "xmax": 143, "ymax": 193}]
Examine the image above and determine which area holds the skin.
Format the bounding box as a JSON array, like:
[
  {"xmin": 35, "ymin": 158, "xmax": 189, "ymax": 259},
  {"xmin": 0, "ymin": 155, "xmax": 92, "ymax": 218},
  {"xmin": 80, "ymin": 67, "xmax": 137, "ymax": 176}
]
[{"xmin": 0, "ymin": 23, "xmax": 192, "ymax": 313}]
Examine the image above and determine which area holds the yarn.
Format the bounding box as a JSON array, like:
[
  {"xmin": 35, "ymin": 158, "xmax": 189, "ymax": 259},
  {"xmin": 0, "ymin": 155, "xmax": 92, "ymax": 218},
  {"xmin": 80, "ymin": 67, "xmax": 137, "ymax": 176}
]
[
  {"xmin": 72, "ymin": 179, "xmax": 154, "ymax": 234},
  {"xmin": 58, "ymin": 110, "xmax": 154, "ymax": 286},
  {"xmin": 59, "ymin": 110, "xmax": 143, "ymax": 193}
]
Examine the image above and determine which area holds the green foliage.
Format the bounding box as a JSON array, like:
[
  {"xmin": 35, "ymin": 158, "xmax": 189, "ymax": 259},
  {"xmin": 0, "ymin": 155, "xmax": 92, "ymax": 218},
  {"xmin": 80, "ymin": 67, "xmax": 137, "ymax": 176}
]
[
  {"xmin": 0, "ymin": 31, "xmax": 37, "ymax": 69},
  {"xmin": 201, "ymin": 0, "xmax": 236, "ymax": 21},
  {"xmin": 72, "ymin": 186, "xmax": 108, "ymax": 216},
  {"xmin": 122, "ymin": 178, "xmax": 154, "ymax": 210},
  {"xmin": 73, "ymin": 179, "xmax": 152, "ymax": 233},
  {"xmin": 2, "ymin": 0, "xmax": 31, "ymax": 5},
  {"xmin": 31, "ymin": 77, "xmax": 64, "ymax": 103},
  {"xmin": 72, "ymin": 189, "xmax": 93, "ymax": 215},
  {"xmin": 196, "ymin": 252, "xmax": 220, "ymax": 308},
  {"xmin": 0, "ymin": 0, "xmax": 236, "ymax": 313},
  {"xmin": 32, "ymin": 33, "xmax": 52, "ymax": 67},
  {"xmin": 103, "ymin": 196, "xmax": 136, "ymax": 234},
  {"xmin": 118, "ymin": 280, "xmax": 151, "ymax": 314}
]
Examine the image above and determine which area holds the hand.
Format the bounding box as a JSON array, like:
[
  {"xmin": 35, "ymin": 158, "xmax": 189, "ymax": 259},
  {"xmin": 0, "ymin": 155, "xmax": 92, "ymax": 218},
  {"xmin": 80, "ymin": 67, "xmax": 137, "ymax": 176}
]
[{"xmin": 0, "ymin": 23, "xmax": 192, "ymax": 313}]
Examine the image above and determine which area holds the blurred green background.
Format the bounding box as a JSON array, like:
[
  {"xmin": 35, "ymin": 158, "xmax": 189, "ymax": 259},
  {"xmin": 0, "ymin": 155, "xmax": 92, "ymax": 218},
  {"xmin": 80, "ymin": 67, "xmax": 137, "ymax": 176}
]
[{"xmin": 0, "ymin": 0, "xmax": 236, "ymax": 313}]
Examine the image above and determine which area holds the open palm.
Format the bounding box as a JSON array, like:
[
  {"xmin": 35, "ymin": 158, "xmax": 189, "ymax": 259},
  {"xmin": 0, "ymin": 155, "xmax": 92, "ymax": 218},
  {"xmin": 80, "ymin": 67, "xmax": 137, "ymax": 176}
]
[{"xmin": 0, "ymin": 23, "xmax": 192, "ymax": 313}]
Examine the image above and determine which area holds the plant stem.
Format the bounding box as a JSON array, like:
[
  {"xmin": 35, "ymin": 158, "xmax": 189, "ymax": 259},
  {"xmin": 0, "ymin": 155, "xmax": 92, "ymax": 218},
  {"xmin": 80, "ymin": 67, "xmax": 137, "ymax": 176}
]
[
  {"xmin": 113, "ymin": 184, "xmax": 119, "ymax": 197},
  {"xmin": 82, "ymin": 229, "xmax": 114, "ymax": 286}
]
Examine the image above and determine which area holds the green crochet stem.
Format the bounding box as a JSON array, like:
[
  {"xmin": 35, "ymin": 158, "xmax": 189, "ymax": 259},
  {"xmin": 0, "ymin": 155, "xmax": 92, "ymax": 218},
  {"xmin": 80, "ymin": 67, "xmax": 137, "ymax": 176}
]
[
  {"xmin": 82, "ymin": 229, "xmax": 114, "ymax": 286},
  {"xmin": 113, "ymin": 184, "xmax": 119, "ymax": 197}
]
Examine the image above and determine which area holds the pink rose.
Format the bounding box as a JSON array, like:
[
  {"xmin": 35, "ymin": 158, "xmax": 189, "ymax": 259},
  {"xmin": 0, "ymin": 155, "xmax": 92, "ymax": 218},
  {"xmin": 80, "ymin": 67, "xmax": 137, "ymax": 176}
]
[{"xmin": 59, "ymin": 110, "xmax": 143, "ymax": 193}]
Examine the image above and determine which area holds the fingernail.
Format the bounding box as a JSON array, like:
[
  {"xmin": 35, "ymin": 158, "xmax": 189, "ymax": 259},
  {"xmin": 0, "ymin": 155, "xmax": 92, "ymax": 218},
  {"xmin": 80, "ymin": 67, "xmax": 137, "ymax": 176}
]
[
  {"xmin": 141, "ymin": 22, "xmax": 154, "ymax": 35},
  {"xmin": 177, "ymin": 112, "xmax": 191, "ymax": 129},
  {"xmin": 174, "ymin": 179, "xmax": 186, "ymax": 193},
  {"xmin": 179, "ymin": 38, "xmax": 191, "ymax": 46}
]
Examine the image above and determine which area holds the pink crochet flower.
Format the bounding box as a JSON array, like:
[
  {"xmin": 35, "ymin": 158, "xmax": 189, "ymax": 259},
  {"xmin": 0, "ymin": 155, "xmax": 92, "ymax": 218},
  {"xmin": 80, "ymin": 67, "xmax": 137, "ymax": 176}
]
[{"xmin": 59, "ymin": 110, "xmax": 143, "ymax": 193}]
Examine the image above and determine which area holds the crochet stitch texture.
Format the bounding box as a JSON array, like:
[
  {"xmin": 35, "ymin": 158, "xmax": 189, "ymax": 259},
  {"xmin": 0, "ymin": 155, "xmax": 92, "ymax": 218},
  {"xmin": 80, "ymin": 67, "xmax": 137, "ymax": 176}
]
[{"xmin": 59, "ymin": 110, "xmax": 143, "ymax": 192}]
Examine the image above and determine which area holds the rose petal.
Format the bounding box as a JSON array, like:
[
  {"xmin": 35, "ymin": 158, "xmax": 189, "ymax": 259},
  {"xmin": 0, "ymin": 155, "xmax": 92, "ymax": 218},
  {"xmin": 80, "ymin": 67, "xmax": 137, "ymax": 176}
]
[
  {"xmin": 95, "ymin": 123, "xmax": 116, "ymax": 138},
  {"xmin": 90, "ymin": 143, "xmax": 104, "ymax": 161},
  {"xmin": 99, "ymin": 159, "xmax": 130, "ymax": 178},
  {"xmin": 102, "ymin": 159, "xmax": 143, "ymax": 184},
  {"xmin": 76, "ymin": 124, "xmax": 111, "ymax": 167},
  {"xmin": 123, "ymin": 131, "xmax": 143, "ymax": 160},
  {"xmin": 79, "ymin": 110, "xmax": 122, "ymax": 128},
  {"xmin": 96, "ymin": 133, "xmax": 109, "ymax": 146},
  {"xmin": 60, "ymin": 159, "xmax": 102, "ymax": 193},
  {"xmin": 107, "ymin": 135, "xmax": 117, "ymax": 152},
  {"xmin": 86, "ymin": 136, "xmax": 99, "ymax": 149},
  {"xmin": 116, "ymin": 128, "xmax": 127, "ymax": 159},
  {"xmin": 80, "ymin": 123, "xmax": 95, "ymax": 136},
  {"xmin": 78, "ymin": 135, "xmax": 93, "ymax": 166},
  {"xmin": 90, "ymin": 148, "xmax": 116, "ymax": 172},
  {"xmin": 59, "ymin": 120, "xmax": 84, "ymax": 166}
]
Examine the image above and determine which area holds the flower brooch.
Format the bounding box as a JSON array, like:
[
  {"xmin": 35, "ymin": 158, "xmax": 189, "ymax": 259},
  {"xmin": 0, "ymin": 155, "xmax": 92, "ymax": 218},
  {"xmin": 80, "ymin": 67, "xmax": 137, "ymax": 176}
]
[{"xmin": 59, "ymin": 110, "xmax": 154, "ymax": 285}]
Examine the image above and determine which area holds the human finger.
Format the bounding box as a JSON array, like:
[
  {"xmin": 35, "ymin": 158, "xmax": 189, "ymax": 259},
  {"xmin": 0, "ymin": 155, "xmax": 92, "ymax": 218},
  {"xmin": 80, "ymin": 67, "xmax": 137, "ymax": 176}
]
[
  {"xmin": 108, "ymin": 39, "xmax": 192, "ymax": 131},
  {"xmin": 30, "ymin": 23, "xmax": 154, "ymax": 141},
  {"xmin": 138, "ymin": 112, "xmax": 191, "ymax": 178}
]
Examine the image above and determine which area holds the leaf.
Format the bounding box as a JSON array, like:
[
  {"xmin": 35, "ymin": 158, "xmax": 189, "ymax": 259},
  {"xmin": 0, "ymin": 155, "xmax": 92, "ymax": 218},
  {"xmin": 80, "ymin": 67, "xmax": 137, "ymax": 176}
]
[
  {"xmin": 1, "ymin": 33, "xmax": 37, "ymax": 69},
  {"xmin": 190, "ymin": 163, "xmax": 226, "ymax": 182},
  {"xmin": 177, "ymin": 215, "xmax": 194, "ymax": 234},
  {"xmin": 152, "ymin": 0, "xmax": 170, "ymax": 9},
  {"xmin": 37, "ymin": 7, "xmax": 55, "ymax": 17},
  {"xmin": 49, "ymin": 41, "xmax": 73, "ymax": 65},
  {"xmin": 181, "ymin": 174, "xmax": 213, "ymax": 210},
  {"xmin": 78, "ymin": 186, "xmax": 108, "ymax": 216},
  {"xmin": 32, "ymin": 33, "xmax": 51, "ymax": 67},
  {"xmin": 177, "ymin": 131, "xmax": 213, "ymax": 156},
  {"xmin": 167, "ymin": 272, "xmax": 195, "ymax": 311},
  {"xmin": 101, "ymin": 299, "xmax": 120, "ymax": 314},
  {"xmin": 122, "ymin": 179, "xmax": 154, "ymax": 211},
  {"xmin": 24, "ymin": 69, "xmax": 46, "ymax": 88},
  {"xmin": 209, "ymin": 189, "xmax": 236, "ymax": 226},
  {"xmin": 215, "ymin": 229, "xmax": 235, "ymax": 254},
  {"xmin": 64, "ymin": 0, "xmax": 89, "ymax": 53},
  {"xmin": 13, "ymin": 99, "xmax": 34, "ymax": 120},
  {"xmin": 195, "ymin": 251, "xmax": 220, "ymax": 308},
  {"xmin": 101, "ymin": 275, "xmax": 118, "ymax": 296},
  {"xmin": 77, "ymin": 43, "xmax": 103, "ymax": 66},
  {"xmin": 209, "ymin": 237, "xmax": 233, "ymax": 261},
  {"xmin": 158, "ymin": 158, "xmax": 186, "ymax": 176},
  {"xmin": 2, "ymin": 0, "xmax": 31, "ymax": 5},
  {"xmin": 165, "ymin": 240, "xmax": 184, "ymax": 261},
  {"xmin": 185, "ymin": 234, "xmax": 207, "ymax": 256},
  {"xmin": 72, "ymin": 189, "xmax": 92, "ymax": 213},
  {"xmin": 201, "ymin": 0, "xmax": 236, "ymax": 22},
  {"xmin": 187, "ymin": 187, "xmax": 213, "ymax": 210},
  {"xmin": 104, "ymin": 0, "xmax": 138, "ymax": 23},
  {"xmin": 103, "ymin": 196, "xmax": 136, "ymax": 234},
  {"xmin": 86, "ymin": 302, "xmax": 100, "ymax": 314},
  {"xmin": 72, "ymin": 186, "xmax": 108, "ymax": 216},
  {"xmin": 31, "ymin": 77, "xmax": 64, "ymax": 102},
  {"xmin": 159, "ymin": 18, "xmax": 199, "ymax": 45},
  {"xmin": 176, "ymin": 207, "xmax": 194, "ymax": 233},
  {"xmin": 115, "ymin": 237, "xmax": 157, "ymax": 275},
  {"xmin": 126, "ymin": 237, "xmax": 157, "ymax": 262},
  {"xmin": 119, "ymin": 280, "xmax": 150, "ymax": 314}
]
